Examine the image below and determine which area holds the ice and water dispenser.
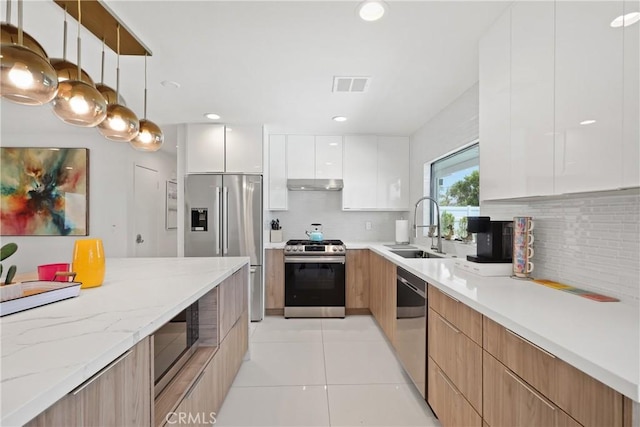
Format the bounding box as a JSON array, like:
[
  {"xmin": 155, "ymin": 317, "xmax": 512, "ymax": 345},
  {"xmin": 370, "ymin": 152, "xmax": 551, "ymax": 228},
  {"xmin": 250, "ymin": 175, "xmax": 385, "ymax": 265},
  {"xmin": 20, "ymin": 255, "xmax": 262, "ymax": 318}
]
[{"xmin": 191, "ymin": 208, "xmax": 208, "ymax": 231}]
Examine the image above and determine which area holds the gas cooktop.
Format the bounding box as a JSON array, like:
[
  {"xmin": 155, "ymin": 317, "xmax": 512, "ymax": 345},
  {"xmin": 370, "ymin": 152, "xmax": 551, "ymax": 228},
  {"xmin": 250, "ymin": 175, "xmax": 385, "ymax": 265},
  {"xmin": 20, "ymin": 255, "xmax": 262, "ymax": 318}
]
[{"xmin": 284, "ymin": 239, "xmax": 346, "ymax": 255}]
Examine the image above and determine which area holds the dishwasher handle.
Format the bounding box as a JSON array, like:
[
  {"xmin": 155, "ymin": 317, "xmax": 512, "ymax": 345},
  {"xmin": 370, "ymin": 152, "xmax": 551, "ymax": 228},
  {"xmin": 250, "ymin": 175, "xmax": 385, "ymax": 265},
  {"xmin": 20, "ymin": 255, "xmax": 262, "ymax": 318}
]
[{"xmin": 398, "ymin": 276, "xmax": 426, "ymax": 298}]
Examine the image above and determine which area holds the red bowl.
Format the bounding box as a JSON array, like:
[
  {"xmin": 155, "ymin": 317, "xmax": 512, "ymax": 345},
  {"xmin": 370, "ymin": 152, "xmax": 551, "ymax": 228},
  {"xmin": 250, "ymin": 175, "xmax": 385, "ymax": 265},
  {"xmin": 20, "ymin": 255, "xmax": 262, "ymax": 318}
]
[{"xmin": 37, "ymin": 263, "xmax": 70, "ymax": 282}]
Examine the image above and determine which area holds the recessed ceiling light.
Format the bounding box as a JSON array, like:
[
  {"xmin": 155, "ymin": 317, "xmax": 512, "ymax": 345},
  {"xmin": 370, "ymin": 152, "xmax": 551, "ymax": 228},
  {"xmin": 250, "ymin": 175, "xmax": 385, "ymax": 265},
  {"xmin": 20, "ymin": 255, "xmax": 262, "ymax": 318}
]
[
  {"xmin": 357, "ymin": 0, "xmax": 387, "ymax": 22},
  {"xmin": 226, "ymin": 127, "xmax": 233, "ymax": 132},
  {"xmin": 332, "ymin": 116, "xmax": 347, "ymax": 122},
  {"xmin": 580, "ymin": 119, "xmax": 597, "ymax": 125},
  {"xmin": 205, "ymin": 113, "xmax": 221, "ymax": 120},
  {"xmin": 329, "ymin": 142, "xmax": 339, "ymax": 146},
  {"xmin": 610, "ymin": 12, "xmax": 640, "ymax": 28},
  {"xmin": 160, "ymin": 80, "xmax": 181, "ymax": 89}
]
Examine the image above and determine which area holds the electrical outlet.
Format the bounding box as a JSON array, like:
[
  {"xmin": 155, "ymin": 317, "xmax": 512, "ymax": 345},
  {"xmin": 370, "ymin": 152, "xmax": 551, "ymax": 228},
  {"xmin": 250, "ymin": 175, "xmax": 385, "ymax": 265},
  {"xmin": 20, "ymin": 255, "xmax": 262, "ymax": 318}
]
[{"xmin": 365, "ymin": 221, "xmax": 372, "ymax": 230}]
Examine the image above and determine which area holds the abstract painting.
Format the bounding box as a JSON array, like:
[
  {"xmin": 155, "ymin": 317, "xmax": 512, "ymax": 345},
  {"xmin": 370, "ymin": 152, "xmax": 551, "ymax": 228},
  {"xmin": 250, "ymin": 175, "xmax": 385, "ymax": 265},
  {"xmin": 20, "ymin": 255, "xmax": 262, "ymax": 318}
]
[{"xmin": 0, "ymin": 148, "xmax": 89, "ymax": 236}]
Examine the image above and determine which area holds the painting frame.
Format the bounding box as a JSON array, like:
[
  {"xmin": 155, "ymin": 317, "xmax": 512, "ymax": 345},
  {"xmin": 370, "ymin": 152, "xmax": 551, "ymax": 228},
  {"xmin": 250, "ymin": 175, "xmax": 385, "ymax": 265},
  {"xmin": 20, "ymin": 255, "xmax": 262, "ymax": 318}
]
[
  {"xmin": 166, "ymin": 180, "xmax": 178, "ymax": 230},
  {"xmin": 0, "ymin": 147, "xmax": 90, "ymax": 236}
]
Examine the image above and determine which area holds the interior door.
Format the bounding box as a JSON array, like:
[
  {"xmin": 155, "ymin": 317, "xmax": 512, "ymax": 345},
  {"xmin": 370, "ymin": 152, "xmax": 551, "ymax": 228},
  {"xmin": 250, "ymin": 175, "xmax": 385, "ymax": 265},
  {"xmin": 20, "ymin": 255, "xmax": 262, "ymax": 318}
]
[{"xmin": 134, "ymin": 165, "xmax": 159, "ymax": 257}]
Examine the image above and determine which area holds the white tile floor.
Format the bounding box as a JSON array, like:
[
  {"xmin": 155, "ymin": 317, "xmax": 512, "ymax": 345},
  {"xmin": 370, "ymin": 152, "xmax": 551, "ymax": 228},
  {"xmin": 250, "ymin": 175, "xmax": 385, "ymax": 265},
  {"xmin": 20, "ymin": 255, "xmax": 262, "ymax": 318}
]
[{"xmin": 214, "ymin": 315, "xmax": 441, "ymax": 427}]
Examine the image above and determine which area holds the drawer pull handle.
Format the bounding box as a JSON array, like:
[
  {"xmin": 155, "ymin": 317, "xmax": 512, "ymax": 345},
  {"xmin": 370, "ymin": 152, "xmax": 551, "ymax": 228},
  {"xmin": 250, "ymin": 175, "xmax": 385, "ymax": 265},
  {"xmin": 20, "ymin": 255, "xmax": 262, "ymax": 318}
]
[
  {"xmin": 72, "ymin": 349, "xmax": 134, "ymax": 395},
  {"xmin": 438, "ymin": 314, "xmax": 460, "ymax": 334},
  {"xmin": 505, "ymin": 370, "xmax": 556, "ymax": 411},
  {"xmin": 506, "ymin": 329, "xmax": 557, "ymax": 359},
  {"xmin": 185, "ymin": 370, "xmax": 206, "ymax": 399},
  {"xmin": 438, "ymin": 369, "xmax": 460, "ymax": 396}
]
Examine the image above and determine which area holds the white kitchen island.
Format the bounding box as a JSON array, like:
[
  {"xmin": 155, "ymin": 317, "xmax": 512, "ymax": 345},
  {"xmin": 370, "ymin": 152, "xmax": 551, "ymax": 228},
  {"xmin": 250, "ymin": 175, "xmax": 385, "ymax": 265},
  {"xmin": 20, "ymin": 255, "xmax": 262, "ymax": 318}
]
[{"xmin": 0, "ymin": 257, "xmax": 250, "ymax": 427}]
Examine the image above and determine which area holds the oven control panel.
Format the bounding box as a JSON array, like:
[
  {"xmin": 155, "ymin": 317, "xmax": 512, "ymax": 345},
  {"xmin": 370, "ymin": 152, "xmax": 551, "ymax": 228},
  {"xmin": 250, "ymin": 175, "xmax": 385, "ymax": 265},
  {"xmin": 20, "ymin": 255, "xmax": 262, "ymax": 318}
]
[{"xmin": 284, "ymin": 244, "xmax": 346, "ymax": 255}]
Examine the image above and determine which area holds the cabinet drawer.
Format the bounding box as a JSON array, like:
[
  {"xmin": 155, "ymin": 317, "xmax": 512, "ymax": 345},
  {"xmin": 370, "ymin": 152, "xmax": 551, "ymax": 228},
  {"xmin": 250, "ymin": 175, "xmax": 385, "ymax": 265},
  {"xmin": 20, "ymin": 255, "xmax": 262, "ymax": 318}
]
[
  {"xmin": 428, "ymin": 308, "xmax": 482, "ymax": 413},
  {"xmin": 428, "ymin": 285, "xmax": 482, "ymax": 344},
  {"xmin": 483, "ymin": 351, "xmax": 580, "ymax": 427},
  {"xmin": 483, "ymin": 317, "xmax": 624, "ymax": 427},
  {"xmin": 428, "ymin": 357, "xmax": 481, "ymax": 427},
  {"xmin": 483, "ymin": 316, "xmax": 557, "ymax": 399}
]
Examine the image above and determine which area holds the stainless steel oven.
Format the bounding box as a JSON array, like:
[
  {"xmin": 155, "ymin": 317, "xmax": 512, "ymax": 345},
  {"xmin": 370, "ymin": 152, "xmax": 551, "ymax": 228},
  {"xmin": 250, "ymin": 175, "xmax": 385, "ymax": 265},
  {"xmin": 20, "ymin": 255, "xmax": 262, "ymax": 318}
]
[
  {"xmin": 395, "ymin": 267, "xmax": 427, "ymax": 398},
  {"xmin": 284, "ymin": 240, "xmax": 346, "ymax": 318}
]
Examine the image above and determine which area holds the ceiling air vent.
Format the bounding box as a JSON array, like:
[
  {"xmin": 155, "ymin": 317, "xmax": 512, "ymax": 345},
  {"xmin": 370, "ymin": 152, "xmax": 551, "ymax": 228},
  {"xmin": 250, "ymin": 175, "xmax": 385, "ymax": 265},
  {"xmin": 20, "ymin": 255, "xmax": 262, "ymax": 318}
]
[{"xmin": 332, "ymin": 76, "xmax": 371, "ymax": 93}]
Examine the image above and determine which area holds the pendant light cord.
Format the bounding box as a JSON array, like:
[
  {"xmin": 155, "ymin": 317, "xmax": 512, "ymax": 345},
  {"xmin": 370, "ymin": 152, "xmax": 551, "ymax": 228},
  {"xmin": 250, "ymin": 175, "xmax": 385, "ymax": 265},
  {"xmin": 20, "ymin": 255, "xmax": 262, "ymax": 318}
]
[
  {"xmin": 63, "ymin": 6, "xmax": 68, "ymax": 61},
  {"xmin": 116, "ymin": 25, "xmax": 121, "ymax": 101},
  {"xmin": 76, "ymin": 0, "xmax": 82, "ymax": 80},
  {"xmin": 100, "ymin": 39, "xmax": 105, "ymax": 85},
  {"xmin": 16, "ymin": 0, "xmax": 23, "ymax": 46},
  {"xmin": 143, "ymin": 54, "xmax": 148, "ymax": 119},
  {"xmin": 5, "ymin": 0, "xmax": 11, "ymax": 25}
]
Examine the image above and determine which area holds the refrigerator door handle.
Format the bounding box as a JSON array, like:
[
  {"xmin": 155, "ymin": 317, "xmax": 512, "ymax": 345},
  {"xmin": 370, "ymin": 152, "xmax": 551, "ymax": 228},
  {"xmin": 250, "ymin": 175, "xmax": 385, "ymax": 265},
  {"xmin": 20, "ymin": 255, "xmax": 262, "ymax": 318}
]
[
  {"xmin": 223, "ymin": 187, "xmax": 229, "ymax": 254},
  {"xmin": 215, "ymin": 187, "xmax": 221, "ymax": 255}
]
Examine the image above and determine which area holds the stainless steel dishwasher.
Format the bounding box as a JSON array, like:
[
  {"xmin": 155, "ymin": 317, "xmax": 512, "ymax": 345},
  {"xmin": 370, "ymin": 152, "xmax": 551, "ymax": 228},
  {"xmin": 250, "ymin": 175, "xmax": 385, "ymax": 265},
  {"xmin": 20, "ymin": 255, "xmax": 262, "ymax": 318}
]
[{"xmin": 395, "ymin": 267, "xmax": 427, "ymax": 398}]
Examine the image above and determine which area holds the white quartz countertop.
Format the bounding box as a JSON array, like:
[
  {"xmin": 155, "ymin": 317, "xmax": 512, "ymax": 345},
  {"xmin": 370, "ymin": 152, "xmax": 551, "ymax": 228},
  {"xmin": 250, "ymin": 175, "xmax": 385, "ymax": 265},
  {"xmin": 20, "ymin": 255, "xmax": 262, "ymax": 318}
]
[
  {"xmin": 367, "ymin": 244, "xmax": 640, "ymax": 403},
  {"xmin": 0, "ymin": 256, "xmax": 249, "ymax": 427}
]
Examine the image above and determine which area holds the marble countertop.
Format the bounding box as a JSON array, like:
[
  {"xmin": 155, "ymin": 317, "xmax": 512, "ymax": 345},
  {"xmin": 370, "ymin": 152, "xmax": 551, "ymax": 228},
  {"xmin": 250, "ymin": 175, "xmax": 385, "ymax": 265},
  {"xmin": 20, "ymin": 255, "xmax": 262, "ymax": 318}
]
[
  {"xmin": 367, "ymin": 244, "xmax": 640, "ymax": 403},
  {"xmin": 0, "ymin": 257, "xmax": 249, "ymax": 427}
]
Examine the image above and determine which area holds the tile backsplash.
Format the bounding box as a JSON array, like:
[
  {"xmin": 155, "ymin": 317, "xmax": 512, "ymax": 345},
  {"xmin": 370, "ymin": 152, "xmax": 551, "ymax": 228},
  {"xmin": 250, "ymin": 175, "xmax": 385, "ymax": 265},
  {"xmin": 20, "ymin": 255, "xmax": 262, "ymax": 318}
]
[
  {"xmin": 481, "ymin": 191, "xmax": 640, "ymax": 303},
  {"xmin": 267, "ymin": 191, "xmax": 409, "ymax": 243}
]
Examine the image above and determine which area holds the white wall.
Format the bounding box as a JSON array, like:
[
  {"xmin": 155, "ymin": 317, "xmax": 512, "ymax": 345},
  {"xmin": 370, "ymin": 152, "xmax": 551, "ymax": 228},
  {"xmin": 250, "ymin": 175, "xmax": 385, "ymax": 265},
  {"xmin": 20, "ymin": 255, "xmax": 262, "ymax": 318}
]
[
  {"xmin": 409, "ymin": 83, "xmax": 480, "ymax": 247},
  {"xmin": 0, "ymin": 105, "xmax": 177, "ymax": 275}
]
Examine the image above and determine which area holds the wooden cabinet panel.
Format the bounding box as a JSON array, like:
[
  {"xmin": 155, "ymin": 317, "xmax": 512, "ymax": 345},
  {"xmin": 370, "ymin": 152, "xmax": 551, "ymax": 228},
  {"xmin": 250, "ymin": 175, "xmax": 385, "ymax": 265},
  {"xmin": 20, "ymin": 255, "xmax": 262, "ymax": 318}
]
[
  {"xmin": 29, "ymin": 338, "xmax": 153, "ymax": 427},
  {"xmin": 168, "ymin": 364, "xmax": 217, "ymax": 426},
  {"xmin": 346, "ymin": 250, "xmax": 369, "ymax": 309},
  {"xmin": 80, "ymin": 337, "xmax": 152, "ymax": 427},
  {"xmin": 483, "ymin": 351, "xmax": 580, "ymax": 427},
  {"xmin": 484, "ymin": 316, "xmax": 624, "ymax": 427},
  {"xmin": 483, "ymin": 316, "xmax": 556, "ymax": 399},
  {"xmin": 428, "ymin": 357, "xmax": 482, "ymax": 427},
  {"xmin": 556, "ymin": 360, "xmax": 624, "ymax": 427},
  {"xmin": 265, "ymin": 249, "xmax": 284, "ymax": 310},
  {"xmin": 368, "ymin": 251, "xmax": 396, "ymax": 344},
  {"xmin": 218, "ymin": 276, "xmax": 237, "ymax": 341},
  {"xmin": 429, "ymin": 309, "xmax": 482, "ymax": 413},
  {"xmin": 26, "ymin": 393, "xmax": 82, "ymax": 427},
  {"xmin": 428, "ymin": 286, "xmax": 482, "ymax": 345}
]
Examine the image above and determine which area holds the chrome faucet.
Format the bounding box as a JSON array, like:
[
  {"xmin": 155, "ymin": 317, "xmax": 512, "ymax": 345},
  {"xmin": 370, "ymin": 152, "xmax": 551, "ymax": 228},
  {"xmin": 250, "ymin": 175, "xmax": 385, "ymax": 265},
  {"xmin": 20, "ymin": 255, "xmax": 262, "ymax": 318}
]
[{"xmin": 413, "ymin": 196, "xmax": 443, "ymax": 254}]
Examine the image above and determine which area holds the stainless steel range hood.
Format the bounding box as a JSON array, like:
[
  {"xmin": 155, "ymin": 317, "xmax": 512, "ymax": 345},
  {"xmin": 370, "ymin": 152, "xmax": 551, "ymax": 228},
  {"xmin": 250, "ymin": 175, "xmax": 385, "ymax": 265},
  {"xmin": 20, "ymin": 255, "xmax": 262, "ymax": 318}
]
[{"xmin": 287, "ymin": 179, "xmax": 343, "ymax": 191}]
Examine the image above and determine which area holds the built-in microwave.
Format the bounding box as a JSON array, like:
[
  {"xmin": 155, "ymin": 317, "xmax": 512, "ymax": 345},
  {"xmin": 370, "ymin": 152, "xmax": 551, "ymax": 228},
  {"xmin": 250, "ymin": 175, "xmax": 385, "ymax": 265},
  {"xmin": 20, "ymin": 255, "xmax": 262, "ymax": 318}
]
[{"xmin": 153, "ymin": 301, "xmax": 199, "ymax": 397}]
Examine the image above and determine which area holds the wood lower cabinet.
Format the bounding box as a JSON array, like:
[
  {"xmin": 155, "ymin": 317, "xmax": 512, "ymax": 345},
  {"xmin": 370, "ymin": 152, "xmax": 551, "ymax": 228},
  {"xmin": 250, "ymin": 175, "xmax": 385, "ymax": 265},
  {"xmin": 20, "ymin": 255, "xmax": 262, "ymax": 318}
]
[
  {"xmin": 265, "ymin": 249, "xmax": 284, "ymax": 311},
  {"xmin": 27, "ymin": 337, "xmax": 152, "ymax": 427},
  {"xmin": 220, "ymin": 266, "xmax": 248, "ymax": 340},
  {"xmin": 483, "ymin": 351, "xmax": 580, "ymax": 427},
  {"xmin": 428, "ymin": 308, "xmax": 482, "ymax": 413},
  {"xmin": 346, "ymin": 249, "xmax": 369, "ymax": 309},
  {"xmin": 368, "ymin": 251, "xmax": 396, "ymax": 344},
  {"xmin": 429, "ymin": 285, "xmax": 482, "ymax": 345},
  {"xmin": 483, "ymin": 316, "xmax": 625, "ymax": 427},
  {"xmin": 428, "ymin": 357, "xmax": 482, "ymax": 427}
]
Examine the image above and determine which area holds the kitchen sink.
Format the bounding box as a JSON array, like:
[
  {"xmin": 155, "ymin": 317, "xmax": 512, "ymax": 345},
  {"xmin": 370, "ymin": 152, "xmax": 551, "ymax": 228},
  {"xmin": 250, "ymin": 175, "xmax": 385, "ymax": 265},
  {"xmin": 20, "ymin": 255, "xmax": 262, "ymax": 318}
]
[{"xmin": 389, "ymin": 250, "xmax": 444, "ymax": 259}]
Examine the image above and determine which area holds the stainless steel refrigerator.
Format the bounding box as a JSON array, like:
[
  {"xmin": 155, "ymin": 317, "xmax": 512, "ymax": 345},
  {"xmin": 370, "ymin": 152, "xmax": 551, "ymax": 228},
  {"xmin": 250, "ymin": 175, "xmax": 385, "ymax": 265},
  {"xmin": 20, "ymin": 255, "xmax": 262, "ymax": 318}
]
[{"xmin": 185, "ymin": 174, "xmax": 263, "ymax": 321}]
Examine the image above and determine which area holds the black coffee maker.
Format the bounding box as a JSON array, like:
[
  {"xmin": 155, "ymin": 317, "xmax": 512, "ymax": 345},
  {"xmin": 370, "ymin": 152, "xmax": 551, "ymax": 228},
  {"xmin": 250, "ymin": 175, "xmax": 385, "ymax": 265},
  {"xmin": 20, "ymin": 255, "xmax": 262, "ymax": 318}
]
[{"xmin": 466, "ymin": 216, "xmax": 513, "ymax": 263}]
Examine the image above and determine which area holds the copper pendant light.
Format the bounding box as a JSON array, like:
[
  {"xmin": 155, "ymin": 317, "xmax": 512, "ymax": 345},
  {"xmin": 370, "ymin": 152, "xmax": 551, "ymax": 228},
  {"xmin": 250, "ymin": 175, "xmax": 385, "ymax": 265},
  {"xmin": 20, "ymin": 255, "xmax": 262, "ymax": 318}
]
[
  {"xmin": 0, "ymin": 0, "xmax": 58, "ymax": 105},
  {"xmin": 130, "ymin": 54, "xmax": 163, "ymax": 152},
  {"xmin": 97, "ymin": 27, "xmax": 139, "ymax": 142},
  {"xmin": 51, "ymin": 0, "xmax": 106, "ymax": 127}
]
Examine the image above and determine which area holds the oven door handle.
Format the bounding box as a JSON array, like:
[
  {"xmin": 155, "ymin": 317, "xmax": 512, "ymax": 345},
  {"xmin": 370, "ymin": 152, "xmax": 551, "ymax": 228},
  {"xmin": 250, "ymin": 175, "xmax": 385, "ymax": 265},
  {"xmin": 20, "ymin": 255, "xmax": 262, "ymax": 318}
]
[{"xmin": 285, "ymin": 256, "xmax": 346, "ymax": 264}]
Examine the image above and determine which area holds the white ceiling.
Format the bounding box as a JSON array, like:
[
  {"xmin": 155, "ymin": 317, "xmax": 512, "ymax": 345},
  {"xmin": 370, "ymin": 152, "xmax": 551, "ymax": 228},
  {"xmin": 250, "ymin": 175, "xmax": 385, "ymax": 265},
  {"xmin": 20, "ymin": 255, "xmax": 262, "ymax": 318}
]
[{"xmin": 1, "ymin": 1, "xmax": 509, "ymax": 153}]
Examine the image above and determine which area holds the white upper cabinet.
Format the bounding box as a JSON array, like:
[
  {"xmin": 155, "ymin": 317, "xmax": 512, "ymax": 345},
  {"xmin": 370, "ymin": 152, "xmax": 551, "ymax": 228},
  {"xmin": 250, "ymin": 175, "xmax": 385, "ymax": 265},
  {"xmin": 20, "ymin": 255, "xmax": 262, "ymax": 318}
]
[
  {"xmin": 554, "ymin": 1, "xmax": 624, "ymax": 194},
  {"xmin": 286, "ymin": 135, "xmax": 315, "ymax": 179},
  {"xmin": 622, "ymin": 0, "xmax": 639, "ymax": 188},
  {"xmin": 377, "ymin": 136, "xmax": 409, "ymax": 209},
  {"xmin": 315, "ymin": 136, "xmax": 343, "ymax": 179},
  {"xmin": 343, "ymin": 135, "xmax": 378, "ymax": 210},
  {"xmin": 480, "ymin": 0, "xmax": 636, "ymax": 201},
  {"xmin": 269, "ymin": 135, "xmax": 287, "ymax": 210},
  {"xmin": 343, "ymin": 135, "xmax": 409, "ymax": 210},
  {"xmin": 225, "ymin": 125, "xmax": 264, "ymax": 173},
  {"xmin": 479, "ymin": 8, "xmax": 511, "ymax": 201},
  {"xmin": 186, "ymin": 124, "xmax": 225, "ymax": 173},
  {"xmin": 510, "ymin": 1, "xmax": 555, "ymax": 197},
  {"xmin": 186, "ymin": 124, "xmax": 263, "ymax": 174}
]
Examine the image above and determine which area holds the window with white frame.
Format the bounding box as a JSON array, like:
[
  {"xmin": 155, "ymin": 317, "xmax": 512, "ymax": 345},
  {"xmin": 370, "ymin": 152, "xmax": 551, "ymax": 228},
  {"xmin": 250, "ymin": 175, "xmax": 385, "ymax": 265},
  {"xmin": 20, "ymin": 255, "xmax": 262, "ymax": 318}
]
[{"xmin": 423, "ymin": 143, "xmax": 479, "ymax": 239}]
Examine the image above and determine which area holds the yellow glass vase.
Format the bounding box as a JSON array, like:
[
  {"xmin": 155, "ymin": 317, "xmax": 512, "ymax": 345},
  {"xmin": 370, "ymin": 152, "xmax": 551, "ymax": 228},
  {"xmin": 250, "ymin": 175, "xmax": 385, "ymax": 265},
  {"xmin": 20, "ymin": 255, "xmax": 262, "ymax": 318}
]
[{"xmin": 72, "ymin": 238, "xmax": 105, "ymax": 289}]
